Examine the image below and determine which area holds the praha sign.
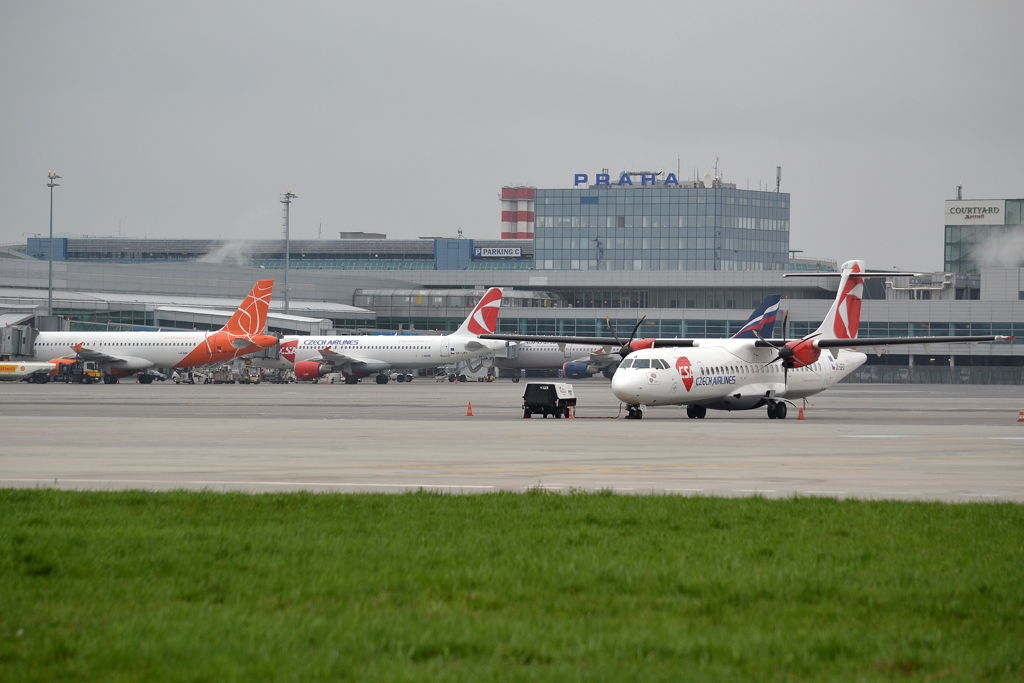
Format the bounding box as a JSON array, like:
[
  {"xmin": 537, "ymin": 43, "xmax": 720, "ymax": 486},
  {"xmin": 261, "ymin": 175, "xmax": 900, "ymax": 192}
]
[{"xmin": 574, "ymin": 172, "xmax": 682, "ymax": 187}]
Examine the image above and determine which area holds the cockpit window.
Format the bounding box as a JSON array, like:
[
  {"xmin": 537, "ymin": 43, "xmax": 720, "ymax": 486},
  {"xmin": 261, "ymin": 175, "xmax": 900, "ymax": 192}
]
[
  {"xmin": 619, "ymin": 358, "xmax": 633, "ymax": 368},
  {"xmin": 634, "ymin": 359, "xmax": 651, "ymax": 369}
]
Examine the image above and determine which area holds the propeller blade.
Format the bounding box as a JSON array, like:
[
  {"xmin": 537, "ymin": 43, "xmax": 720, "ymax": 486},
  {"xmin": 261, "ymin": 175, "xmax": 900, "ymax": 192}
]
[
  {"xmin": 782, "ymin": 310, "xmax": 789, "ymax": 339},
  {"xmin": 606, "ymin": 316, "xmax": 624, "ymax": 347},
  {"xmin": 752, "ymin": 329, "xmax": 785, "ymax": 348},
  {"xmin": 626, "ymin": 316, "xmax": 647, "ymax": 347}
]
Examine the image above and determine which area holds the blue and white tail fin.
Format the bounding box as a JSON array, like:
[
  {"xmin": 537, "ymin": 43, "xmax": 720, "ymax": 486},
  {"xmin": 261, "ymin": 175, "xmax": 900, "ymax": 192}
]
[{"xmin": 731, "ymin": 295, "xmax": 781, "ymax": 339}]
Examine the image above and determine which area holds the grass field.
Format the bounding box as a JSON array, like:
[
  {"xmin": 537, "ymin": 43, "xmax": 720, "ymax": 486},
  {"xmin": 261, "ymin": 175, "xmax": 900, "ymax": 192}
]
[{"xmin": 1, "ymin": 489, "xmax": 1022, "ymax": 681}]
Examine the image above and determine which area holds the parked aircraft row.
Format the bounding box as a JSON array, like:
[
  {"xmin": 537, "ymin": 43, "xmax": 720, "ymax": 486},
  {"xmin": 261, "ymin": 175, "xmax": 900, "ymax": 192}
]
[{"xmin": 6, "ymin": 261, "xmax": 1013, "ymax": 422}]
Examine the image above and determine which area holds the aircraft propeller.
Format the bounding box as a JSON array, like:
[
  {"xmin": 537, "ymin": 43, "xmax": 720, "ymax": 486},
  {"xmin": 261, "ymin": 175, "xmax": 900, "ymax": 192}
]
[{"xmin": 607, "ymin": 315, "xmax": 647, "ymax": 359}]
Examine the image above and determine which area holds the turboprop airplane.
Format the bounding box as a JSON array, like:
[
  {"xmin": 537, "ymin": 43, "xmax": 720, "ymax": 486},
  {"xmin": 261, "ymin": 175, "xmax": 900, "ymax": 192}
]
[
  {"xmin": 492, "ymin": 295, "xmax": 781, "ymax": 380},
  {"xmin": 484, "ymin": 261, "xmax": 1012, "ymax": 419},
  {"xmin": 255, "ymin": 287, "xmax": 505, "ymax": 384},
  {"xmin": 29, "ymin": 280, "xmax": 278, "ymax": 384}
]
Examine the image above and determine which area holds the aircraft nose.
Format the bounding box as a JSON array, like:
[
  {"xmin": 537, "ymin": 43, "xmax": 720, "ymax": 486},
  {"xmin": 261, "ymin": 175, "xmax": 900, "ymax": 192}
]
[{"xmin": 611, "ymin": 368, "xmax": 642, "ymax": 403}]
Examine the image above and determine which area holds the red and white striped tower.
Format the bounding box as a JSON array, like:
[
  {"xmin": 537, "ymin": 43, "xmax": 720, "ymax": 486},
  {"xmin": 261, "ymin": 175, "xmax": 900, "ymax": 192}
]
[{"xmin": 500, "ymin": 187, "xmax": 535, "ymax": 239}]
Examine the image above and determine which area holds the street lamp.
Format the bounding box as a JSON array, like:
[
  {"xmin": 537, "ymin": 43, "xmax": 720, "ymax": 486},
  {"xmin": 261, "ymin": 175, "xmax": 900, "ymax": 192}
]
[
  {"xmin": 280, "ymin": 191, "xmax": 297, "ymax": 313},
  {"xmin": 46, "ymin": 171, "xmax": 61, "ymax": 316}
]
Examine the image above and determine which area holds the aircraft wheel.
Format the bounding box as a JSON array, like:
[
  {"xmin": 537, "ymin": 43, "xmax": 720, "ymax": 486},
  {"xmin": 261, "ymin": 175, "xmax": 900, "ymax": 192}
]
[
  {"xmin": 686, "ymin": 405, "xmax": 696, "ymax": 419},
  {"xmin": 696, "ymin": 406, "xmax": 707, "ymax": 419},
  {"xmin": 512, "ymin": 375, "xmax": 520, "ymax": 383},
  {"xmin": 767, "ymin": 402, "xmax": 778, "ymax": 419},
  {"xmin": 396, "ymin": 374, "xmax": 405, "ymax": 383},
  {"xmin": 776, "ymin": 402, "xmax": 788, "ymax": 420}
]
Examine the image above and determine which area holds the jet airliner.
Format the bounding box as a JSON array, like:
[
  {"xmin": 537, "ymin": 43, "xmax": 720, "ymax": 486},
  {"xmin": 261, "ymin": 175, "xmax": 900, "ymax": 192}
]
[
  {"xmin": 255, "ymin": 287, "xmax": 505, "ymax": 383},
  {"xmin": 29, "ymin": 280, "xmax": 278, "ymax": 383}
]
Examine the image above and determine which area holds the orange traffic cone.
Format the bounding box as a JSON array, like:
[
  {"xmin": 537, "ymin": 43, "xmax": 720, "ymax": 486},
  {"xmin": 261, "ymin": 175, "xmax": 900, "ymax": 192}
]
[
  {"xmin": 798, "ymin": 406, "xmax": 805, "ymax": 420},
  {"xmin": 567, "ymin": 406, "xmax": 574, "ymax": 418},
  {"xmin": 1018, "ymin": 410, "xmax": 1024, "ymax": 423},
  {"xmin": 466, "ymin": 401, "xmax": 473, "ymax": 417}
]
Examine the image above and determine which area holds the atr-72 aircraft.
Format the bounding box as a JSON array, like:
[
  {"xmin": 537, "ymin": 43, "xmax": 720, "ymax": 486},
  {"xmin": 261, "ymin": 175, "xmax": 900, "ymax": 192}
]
[
  {"xmin": 29, "ymin": 280, "xmax": 278, "ymax": 384},
  {"xmin": 484, "ymin": 261, "xmax": 1012, "ymax": 419},
  {"xmin": 254, "ymin": 287, "xmax": 505, "ymax": 384},
  {"xmin": 492, "ymin": 295, "xmax": 781, "ymax": 380}
]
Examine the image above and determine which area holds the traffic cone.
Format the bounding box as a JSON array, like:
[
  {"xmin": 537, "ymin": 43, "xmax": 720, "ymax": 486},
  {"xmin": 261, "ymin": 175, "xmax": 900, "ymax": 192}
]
[
  {"xmin": 466, "ymin": 401, "xmax": 473, "ymax": 417},
  {"xmin": 1018, "ymin": 410, "xmax": 1024, "ymax": 423},
  {"xmin": 798, "ymin": 406, "xmax": 805, "ymax": 420},
  {"xmin": 567, "ymin": 406, "xmax": 574, "ymax": 418}
]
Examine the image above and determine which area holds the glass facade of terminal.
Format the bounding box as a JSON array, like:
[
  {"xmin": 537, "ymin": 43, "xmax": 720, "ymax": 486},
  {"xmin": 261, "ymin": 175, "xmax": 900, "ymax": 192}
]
[{"xmin": 533, "ymin": 187, "xmax": 789, "ymax": 271}]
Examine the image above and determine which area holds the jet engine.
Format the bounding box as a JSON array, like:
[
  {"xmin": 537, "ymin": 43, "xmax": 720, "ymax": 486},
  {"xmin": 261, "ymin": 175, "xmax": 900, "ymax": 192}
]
[
  {"xmin": 562, "ymin": 361, "xmax": 596, "ymax": 379},
  {"xmin": 294, "ymin": 360, "xmax": 329, "ymax": 380}
]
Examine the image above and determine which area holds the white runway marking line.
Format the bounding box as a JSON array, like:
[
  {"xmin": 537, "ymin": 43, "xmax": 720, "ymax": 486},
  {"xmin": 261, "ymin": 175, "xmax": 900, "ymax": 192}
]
[{"xmin": 839, "ymin": 435, "xmax": 919, "ymax": 439}]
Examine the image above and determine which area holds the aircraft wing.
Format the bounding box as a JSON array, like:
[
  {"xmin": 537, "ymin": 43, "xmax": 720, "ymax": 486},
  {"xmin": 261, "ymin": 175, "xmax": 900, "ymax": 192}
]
[
  {"xmin": 480, "ymin": 334, "xmax": 698, "ymax": 349},
  {"xmin": 319, "ymin": 346, "xmax": 356, "ymax": 363},
  {"xmin": 753, "ymin": 335, "xmax": 1012, "ymax": 349},
  {"xmin": 68, "ymin": 343, "xmax": 127, "ymax": 363}
]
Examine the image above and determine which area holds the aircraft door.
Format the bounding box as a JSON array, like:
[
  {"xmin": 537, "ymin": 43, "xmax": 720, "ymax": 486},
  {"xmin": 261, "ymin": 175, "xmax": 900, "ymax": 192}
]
[
  {"xmin": 563, "ymin": 344, "xmax": 572, "ymax": 358},
  {"xmin": 442, "ymin": 339, "xmax": 451, "ymax": 357}
]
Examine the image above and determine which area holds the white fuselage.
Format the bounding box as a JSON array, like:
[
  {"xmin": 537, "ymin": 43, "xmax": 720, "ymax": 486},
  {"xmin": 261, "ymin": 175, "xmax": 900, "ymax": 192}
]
[
  {"xmin": 256, "ymin": 333, "xmax": 502, "ymax": 372},
  {"xmin": 610, "ymin": 340, "xmax": 867, "ymax": 410},
  {"xmin": 492, "ymin": 342, "xmax": 609, "ymax": 370},
  {"xmin": 29, "ymin": 330, "xmax": 243, "ymax": 371}
]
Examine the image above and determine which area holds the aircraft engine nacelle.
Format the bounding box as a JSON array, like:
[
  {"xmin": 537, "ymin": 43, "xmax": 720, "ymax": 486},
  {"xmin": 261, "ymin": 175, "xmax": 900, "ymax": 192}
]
[
  {"xmin": 785, "ymin": 339, "xmax": 822, "ymax": 368},
  {"xmin": 294, "ymin": 360, "xmax": 329, "ymax": 380},
  {"xmin": 562, "ymin": 361, "xmax": 595, "ymax": 379},
  {"xmin": 623, "ymin": 338, "xmax": 655, "ymax": 355}
]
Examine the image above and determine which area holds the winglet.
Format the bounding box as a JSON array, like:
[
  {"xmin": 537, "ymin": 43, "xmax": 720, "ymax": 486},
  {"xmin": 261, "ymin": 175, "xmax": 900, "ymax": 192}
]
[{"xmin": 221, "ymin": 280, "xmax": 275, "ymax": 337}]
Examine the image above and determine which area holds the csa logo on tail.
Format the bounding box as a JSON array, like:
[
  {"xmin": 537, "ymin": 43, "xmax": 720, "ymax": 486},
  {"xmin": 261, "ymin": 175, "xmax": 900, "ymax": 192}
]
[
  {"xmin": 676, "ymin": 356, "xmax": 694, "ymax": 392},
  {"xmin": 467, "ymin": 288, "xmax": 503, "ymax": 335},
  {"xmin": 834, "ymin": 263, "xmax": 864, "ymax": 339}
]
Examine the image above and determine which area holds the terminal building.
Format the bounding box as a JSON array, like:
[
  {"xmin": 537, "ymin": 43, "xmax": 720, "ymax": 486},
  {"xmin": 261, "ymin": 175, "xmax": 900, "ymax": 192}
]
[{"xmin": 2, "ymin": 174, "xmax": 1022, "ymax": 382}]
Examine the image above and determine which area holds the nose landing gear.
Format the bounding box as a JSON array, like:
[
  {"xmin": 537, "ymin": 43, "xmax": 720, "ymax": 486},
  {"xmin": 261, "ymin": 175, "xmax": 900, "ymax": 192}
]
[{"xmin": 625, "ymin": 404, "xmax": 643, "ymax": 419}]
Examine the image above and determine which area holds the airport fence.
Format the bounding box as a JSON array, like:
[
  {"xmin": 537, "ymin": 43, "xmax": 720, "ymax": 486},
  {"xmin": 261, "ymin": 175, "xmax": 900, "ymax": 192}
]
[{"xmin": 843, "ymin": 365, "xmax": 1024, "ymax": 385}]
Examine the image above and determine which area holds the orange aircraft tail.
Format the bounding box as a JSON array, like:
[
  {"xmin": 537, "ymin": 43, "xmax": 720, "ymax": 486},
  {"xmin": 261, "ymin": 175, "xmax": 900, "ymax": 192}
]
[{"xmin": 221, "ymin": 280, "xmax": 275, "ymax": 338}]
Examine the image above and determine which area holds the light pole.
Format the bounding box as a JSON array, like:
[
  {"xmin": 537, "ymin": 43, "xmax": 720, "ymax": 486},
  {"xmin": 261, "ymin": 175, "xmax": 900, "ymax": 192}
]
[
  {"xmin": 280, "ymin": 191, "xmax": 297, "ymax": 313},
  {"xmin": 46, "ymin": 171, "xmax": 61, "ymax": 316}
]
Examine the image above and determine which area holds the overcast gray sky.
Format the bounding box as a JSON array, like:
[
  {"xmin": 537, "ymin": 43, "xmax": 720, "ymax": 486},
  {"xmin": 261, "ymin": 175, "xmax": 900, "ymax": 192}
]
[{"xmin": 2, "ymin": 1, "xmax": 1021, "ymax": 271}]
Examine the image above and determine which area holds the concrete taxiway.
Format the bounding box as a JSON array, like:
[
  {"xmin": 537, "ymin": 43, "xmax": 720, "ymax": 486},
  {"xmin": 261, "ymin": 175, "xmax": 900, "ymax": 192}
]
[{"xmin": 1, "ymin": 380, "xmax": 1022, "ymax": 501}]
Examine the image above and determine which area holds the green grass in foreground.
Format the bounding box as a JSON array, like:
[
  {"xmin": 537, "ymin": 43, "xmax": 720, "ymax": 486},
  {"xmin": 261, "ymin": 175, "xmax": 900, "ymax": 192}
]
[{"xmin": 1, "ymin": 490, "xmax": 1022, "ymax": 682}]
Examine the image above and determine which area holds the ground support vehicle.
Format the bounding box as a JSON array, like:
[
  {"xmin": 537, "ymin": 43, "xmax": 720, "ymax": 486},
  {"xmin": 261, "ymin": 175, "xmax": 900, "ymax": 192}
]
[{"xmin": 522, "ymin": 382, "xmax": 577, "ymax": 419}]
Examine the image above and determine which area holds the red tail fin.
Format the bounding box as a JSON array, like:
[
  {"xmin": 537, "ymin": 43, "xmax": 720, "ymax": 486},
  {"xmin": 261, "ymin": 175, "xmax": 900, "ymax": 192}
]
[{"xmin": 221, "ymin": 280, "xmax": 274, "ymax": 337}]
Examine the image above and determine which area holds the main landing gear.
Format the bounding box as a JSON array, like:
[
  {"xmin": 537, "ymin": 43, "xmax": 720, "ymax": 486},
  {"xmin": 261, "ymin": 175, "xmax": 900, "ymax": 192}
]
[
  {"xmin": 137, "ymin": 373, "xmax": 154, "ymax": 385},
  {"xmin": 102, "ymin": 374, "xmax": 119, "ymax": 384},
  {"xmin": 625, "ymin": 404, "xmax": 643, "ymax": 419},
  {"xmin": 685, "ymin": 405, "xmax": 707, "ymax": 419},
  {"xmin": 767, "ymin": 401, "xmax": 788, "ymax": 419},
  {"xmin": 375, "ymin": 374, "xmax": 389, "ymax": 385},
  {"xmin": 344, "ymin": 375, "xmax": 358, "ymax": 385}
]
